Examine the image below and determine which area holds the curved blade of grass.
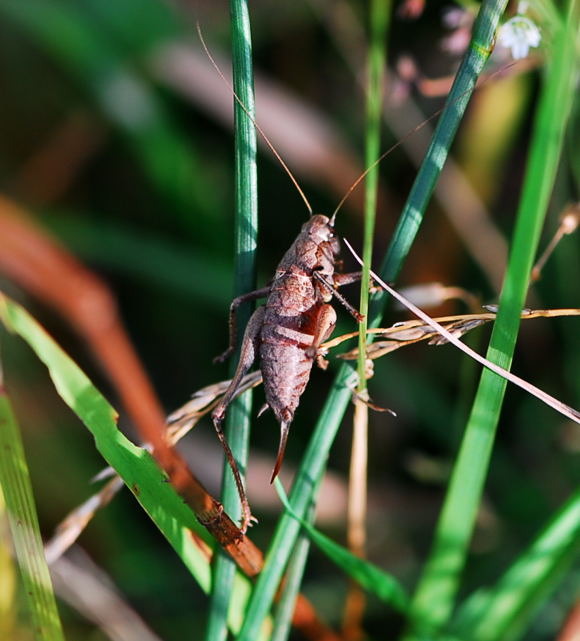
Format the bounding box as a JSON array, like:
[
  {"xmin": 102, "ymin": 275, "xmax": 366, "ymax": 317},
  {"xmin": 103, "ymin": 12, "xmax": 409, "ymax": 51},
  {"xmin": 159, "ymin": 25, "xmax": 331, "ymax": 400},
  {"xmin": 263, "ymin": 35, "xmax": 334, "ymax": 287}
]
[
  {"xmin": 205, "ymin": 1, "xmax": 258, "ymax": 640},
  {"xmin": 275, "ymin": 480, "xmax": 410, "ymax": 613},
  {"xmin": 0, "ymin": 0, "xmax": 216, "ymax": 231},
  {"xmin": 450, "ymin": 488, "xmax": 580, "ymax": 641},
  {"xmin": 0, "ymin": 294, "xmax": 256, "ymax": 636},
  {"xmin": 0, "ymin": 385, "xmax": 65, "ymax": 640},
  {"xmin": 236, "ymin": 0, "xmax": 506, "ymax": 637},
  {"xmin": 404, "ymin": 0, "xmax": 580, "ymax": 635}
]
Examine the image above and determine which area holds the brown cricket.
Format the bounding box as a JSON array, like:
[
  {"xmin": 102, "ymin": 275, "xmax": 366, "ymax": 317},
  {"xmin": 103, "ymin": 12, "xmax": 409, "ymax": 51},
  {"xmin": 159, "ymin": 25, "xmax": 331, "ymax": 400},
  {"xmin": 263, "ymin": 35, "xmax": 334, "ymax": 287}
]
[
  {"xmin": 212, "ymin": 213, "xmax": 363, "ymax": 530},
  {"xmin": 197, "ymin": 26, "xmax": 367, "ymax": 531}
]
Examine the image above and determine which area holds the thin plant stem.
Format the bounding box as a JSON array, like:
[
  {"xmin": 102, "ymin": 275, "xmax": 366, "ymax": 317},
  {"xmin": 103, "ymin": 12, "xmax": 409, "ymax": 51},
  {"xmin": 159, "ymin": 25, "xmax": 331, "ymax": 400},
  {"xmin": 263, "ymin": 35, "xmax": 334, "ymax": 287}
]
[
  {"xmin": 345, "ymin": 0, "xmax": 390, "ymax": 637},
  {"xmin": 204, "ymin": 1, "xmax": 258, "ymax": 640}
]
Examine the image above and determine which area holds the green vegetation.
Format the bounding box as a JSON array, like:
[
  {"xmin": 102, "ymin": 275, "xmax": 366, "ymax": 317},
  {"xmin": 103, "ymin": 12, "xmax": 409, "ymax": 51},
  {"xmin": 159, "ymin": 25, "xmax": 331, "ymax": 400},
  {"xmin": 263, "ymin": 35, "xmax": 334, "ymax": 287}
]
[{"xmin": 0, "ymin": 0, "xmax": 578, "ymax": 639}]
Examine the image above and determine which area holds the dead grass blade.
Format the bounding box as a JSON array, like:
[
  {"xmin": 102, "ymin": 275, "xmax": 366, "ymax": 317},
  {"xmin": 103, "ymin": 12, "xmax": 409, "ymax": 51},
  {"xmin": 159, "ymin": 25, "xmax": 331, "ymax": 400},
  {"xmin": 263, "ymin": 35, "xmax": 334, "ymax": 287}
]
[
  {"xmin": 325, "ymin": 307, "xmax": 580, "ymax": 361},
  {"xmin": 343, "ymin": 238, "xmax": 580, "ymax": 425},
  {"xmin": 50, "ymin": 547, "xmax": 163, "ymax": 641}
]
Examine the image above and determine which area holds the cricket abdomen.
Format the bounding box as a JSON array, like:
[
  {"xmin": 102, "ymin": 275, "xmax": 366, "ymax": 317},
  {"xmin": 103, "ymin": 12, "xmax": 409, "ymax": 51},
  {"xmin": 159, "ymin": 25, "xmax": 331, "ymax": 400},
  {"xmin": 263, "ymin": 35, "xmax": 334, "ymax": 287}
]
[
  {"xmin": 259, "ymin": 270, "xmax": 322, "ymax": 424},
  {"xmin": 260, "ymin": 332, "xmax": 315, "ymax": 423}
]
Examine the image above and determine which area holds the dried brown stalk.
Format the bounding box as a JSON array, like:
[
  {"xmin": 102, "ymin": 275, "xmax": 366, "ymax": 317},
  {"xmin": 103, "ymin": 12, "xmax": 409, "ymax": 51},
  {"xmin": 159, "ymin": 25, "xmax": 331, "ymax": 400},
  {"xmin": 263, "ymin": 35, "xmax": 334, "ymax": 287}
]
[
  {"xmin": 344, "ymin": 238, "xmax": 580, "ymax": 425},
  {"xmin": 323, "ymin": 308, "xmax": 580, "ymax": 361}
]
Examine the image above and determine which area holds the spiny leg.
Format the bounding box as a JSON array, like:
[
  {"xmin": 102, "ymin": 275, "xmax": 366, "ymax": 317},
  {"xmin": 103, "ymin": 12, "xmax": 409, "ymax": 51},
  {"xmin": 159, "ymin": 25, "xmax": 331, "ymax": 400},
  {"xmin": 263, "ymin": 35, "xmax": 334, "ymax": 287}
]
[
  {"xmin": 313, "ymin": 271, "xmax": 364, "ymax": 322},
  {"xmin": 334, "ymin": 270, "xmax": 381, "ymax": 294},
  {"xmin": 212, "ymin": 419, "xmax": 255, "ymax": 533},
  {"xmin": 212, "ymin": 306, "xmax": 265, "ymax": 532},
  {"xmin": 333, "ymin": 270, "xmax": 362, "ymax": 287},
  {"xmin": 214, "ymin": 286, "xmax": 270, "ymax": 363}
]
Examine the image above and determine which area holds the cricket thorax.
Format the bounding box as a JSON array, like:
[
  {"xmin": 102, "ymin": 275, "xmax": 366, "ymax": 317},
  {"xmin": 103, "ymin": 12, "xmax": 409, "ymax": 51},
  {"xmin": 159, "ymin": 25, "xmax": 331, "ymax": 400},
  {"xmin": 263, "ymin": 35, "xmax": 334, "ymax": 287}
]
[{"xmin": 275, "ymin": 214, "xmax": 340, "ymax": 282}]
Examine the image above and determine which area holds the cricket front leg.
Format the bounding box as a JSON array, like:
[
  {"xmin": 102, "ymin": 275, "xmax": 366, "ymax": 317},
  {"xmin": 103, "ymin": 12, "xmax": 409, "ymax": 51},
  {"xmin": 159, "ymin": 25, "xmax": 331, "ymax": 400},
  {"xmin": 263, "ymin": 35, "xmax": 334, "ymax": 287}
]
[
  {"xmin": 313, "ymin": 271, "xmax": 364, "ymax": 323},
  {"xmin": 333, "ymin": 271, "xmax": 362, "ymax": 287},
  {"xmin": 214, "ymin": 286, "xmax": 270, "ymax": 363},
  {"xmin": 211, "ymin": 306, "xmax": 265, "ymax": 532},
  {"xmin": 335, "ymin": 271, "xmax": 381, "ymax": 295}
]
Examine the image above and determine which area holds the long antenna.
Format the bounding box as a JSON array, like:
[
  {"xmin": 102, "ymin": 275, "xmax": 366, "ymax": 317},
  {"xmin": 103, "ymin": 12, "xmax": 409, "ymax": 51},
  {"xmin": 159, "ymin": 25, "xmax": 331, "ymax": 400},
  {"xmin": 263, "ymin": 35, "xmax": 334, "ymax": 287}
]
[
  {"xmin": 330, "ymin": 60, "xmax": 519, "ymax": 224},
  {"xmin": 196, "ymin": 22, "xmax": 313, "ymax": 217}
]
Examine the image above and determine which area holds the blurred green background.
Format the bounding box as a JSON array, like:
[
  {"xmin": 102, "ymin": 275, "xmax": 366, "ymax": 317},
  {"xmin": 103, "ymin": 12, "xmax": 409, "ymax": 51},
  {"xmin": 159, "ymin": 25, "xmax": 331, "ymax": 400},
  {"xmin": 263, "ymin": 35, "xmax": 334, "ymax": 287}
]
[{"xmin": 0, "ymin": 0, "xmax": 578, "ymax": 639}]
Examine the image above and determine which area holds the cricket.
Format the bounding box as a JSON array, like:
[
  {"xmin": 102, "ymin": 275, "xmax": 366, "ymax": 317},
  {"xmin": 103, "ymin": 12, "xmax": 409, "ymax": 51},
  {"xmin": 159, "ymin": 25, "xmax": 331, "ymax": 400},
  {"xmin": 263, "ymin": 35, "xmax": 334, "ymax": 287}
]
[
  {"xmin": 197, "ymin": 26, "xmax": 380, "ymax": 532},
  {"xmin": 212, "ymin": 211, "xmax": 364, "ymax": 530}
]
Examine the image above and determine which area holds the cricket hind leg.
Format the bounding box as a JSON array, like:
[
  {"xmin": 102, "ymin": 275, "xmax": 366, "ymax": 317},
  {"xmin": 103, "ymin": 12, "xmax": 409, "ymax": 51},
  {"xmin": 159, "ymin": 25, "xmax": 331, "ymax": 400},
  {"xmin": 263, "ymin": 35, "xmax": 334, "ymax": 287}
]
[
  {"xmin": 305, "ymin": 303, "xmax": 337, "ymax": 369},
  {"xmin": 214, "ymin": 286, "xmax": 270, "ymax": 364},
  {"xmin": 211, "ymin": 306, "xmax": 265, "ymax": 532}
]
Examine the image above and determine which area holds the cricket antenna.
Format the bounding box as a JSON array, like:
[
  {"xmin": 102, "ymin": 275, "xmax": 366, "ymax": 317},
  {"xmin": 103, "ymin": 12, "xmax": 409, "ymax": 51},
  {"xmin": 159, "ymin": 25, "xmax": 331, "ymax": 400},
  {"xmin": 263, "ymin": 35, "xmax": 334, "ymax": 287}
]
[
  {"xmin": 196, "ymin": 22, "xmax": 314, "ymax": 217},
  {"xmin": 330, "ymin": 114, "xmax": 442, "ymax": 224},
  {"xmin": 330, "ymin": 59, "xmax": 520, "ymax": 224}
]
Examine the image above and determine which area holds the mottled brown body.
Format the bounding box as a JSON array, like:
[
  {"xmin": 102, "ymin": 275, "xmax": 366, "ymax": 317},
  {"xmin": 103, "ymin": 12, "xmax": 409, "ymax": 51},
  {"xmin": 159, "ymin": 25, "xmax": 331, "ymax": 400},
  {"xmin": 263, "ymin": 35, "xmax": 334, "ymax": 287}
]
[
  {"xmin": 212, "ymin": 214, "xmax": 362, "ymax": 530},
  {"xmin": 261, "ymin": 216, "xmax": 340, "ymax": 427}
]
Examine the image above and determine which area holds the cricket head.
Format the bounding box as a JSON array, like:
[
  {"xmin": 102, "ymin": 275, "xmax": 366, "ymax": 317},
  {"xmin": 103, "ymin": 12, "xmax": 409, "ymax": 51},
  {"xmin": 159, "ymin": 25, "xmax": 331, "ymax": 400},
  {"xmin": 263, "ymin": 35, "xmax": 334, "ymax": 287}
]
[{"xmin": 302, "ymin": 214, "xmax": 340, "ymax": 256}]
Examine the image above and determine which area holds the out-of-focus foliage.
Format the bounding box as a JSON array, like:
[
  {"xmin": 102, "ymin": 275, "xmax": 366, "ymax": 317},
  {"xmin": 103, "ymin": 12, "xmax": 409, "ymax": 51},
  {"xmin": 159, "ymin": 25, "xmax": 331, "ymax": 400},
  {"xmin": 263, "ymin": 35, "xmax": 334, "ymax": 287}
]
[{"xmin": 0, "ymin": 0, "xmax": 578, "ymax": 639}]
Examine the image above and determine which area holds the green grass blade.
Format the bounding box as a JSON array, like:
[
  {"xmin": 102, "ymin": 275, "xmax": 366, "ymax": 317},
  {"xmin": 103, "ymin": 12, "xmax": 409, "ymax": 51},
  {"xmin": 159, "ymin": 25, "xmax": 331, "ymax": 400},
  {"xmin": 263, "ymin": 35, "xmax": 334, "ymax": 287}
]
[
  {"xmin": 404, "ymin": 0, "xmax": 580, "ymax": 635},
  {"xmin": 356, "ymin": 0, "xmax": 390, "ymax": 384},
  {"xmin": 0, "ymin": 385, "xmax": 65, "ymax": 640},
  {"xmin": 0, "ymin": 294, "xmax": 254, "ymax": 636},
  {"xmin": 451, "ymin": 488, "xmax": 580, "ymax": 641},
  {"xmin": 236, "ymin": 0, "xmax": 505, "ymax": 636},
  {"xmin": 276, "ymin": 481, "xmax": 410, "ymax": 613},
  {"xmin": 270, "ymin": 520, "xmax": 313, "ymax": 641},
  {"xmin": 205, "ymin": 1, "xmax": 258, "ymax": 639},
  {"xmin": 0, "ymin": 492, "xmax": 17, "ymax": 639},
  {"xmin": 270, "ymin": 474, "xmax": 323, "ymax": 641}
]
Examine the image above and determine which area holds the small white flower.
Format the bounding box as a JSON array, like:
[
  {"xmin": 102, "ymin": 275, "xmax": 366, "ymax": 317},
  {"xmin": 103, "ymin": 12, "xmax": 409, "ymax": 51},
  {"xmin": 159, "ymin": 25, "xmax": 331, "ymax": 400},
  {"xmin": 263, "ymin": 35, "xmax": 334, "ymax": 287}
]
[{"xmin": 498, "ymin": 16, "xmax": 541, "ymax": 60}]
